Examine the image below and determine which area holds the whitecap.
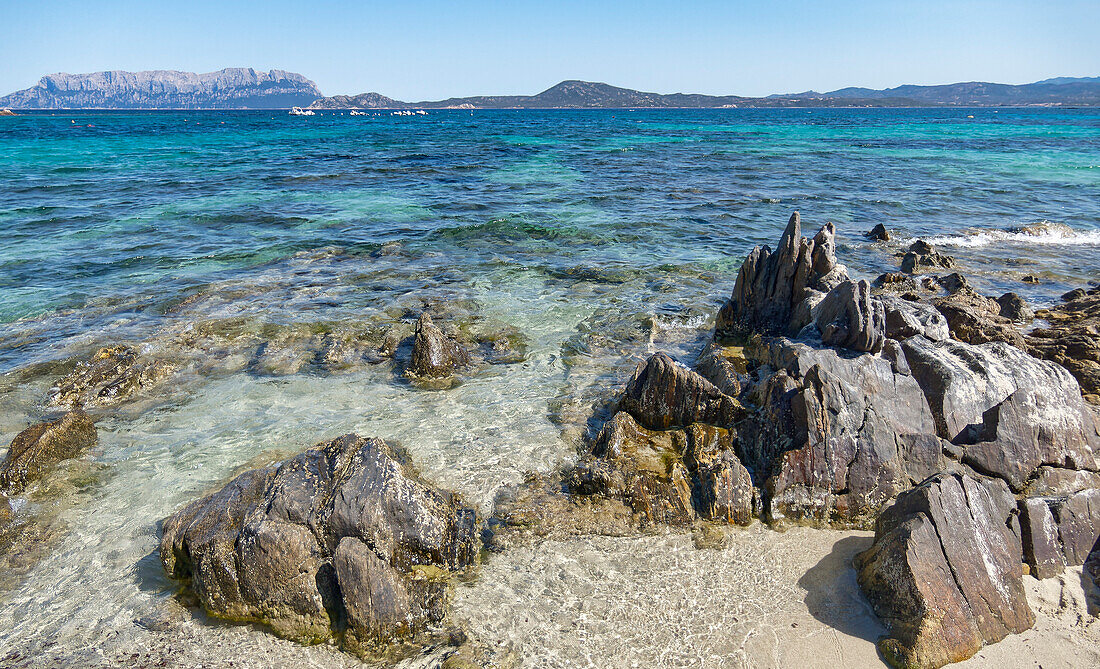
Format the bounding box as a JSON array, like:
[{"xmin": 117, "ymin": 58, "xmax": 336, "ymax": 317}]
[{"xmin": 924, "ymin": 222, "xmax": 1100, "ymax": 248}]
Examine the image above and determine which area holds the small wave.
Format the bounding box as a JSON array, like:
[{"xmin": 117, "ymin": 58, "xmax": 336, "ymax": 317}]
[{"xmin": 925, "ymin": 222, "xmax": 1100, "ymax": 248}]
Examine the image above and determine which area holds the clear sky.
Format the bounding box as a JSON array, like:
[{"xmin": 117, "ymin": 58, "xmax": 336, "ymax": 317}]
[{"xmin": 1, "ymin": 0, "xmax": 1097, "ymax": 100}]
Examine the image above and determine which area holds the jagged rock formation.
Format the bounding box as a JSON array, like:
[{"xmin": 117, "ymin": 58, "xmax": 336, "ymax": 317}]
[
  {"xmin": 571, "ymin": 213, "xmax": 1099, "ymax": 529},
  {"xmin": 856, "ymin": 472, "xmax": 1033, "ymax": 669},
  {"xmin": 160, "ymin": 434, "xmax": 477, "ymax": 654},
  {"xmin": 0, "ymin": 69, "xmax": 321, "ymax": 109},
  {"xmin": 408, "ymin": 313, "xmax": 471, "ymax": 379},
  {"xmin": 0, "ymin": 410, "xmax": 97, "ymax": 493},
  {"xmin": 715, "ymin": 213, "xmax": 847, "ymax": 339}
]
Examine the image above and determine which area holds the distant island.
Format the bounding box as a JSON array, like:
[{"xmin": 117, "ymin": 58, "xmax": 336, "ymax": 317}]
[
  {"xmin": 1, "ymin": 70, "xmax": 1098, "ymax": 110},
  {"xmin": 0, "ymin": 68, "xmax": 321, "ymax": 109}
]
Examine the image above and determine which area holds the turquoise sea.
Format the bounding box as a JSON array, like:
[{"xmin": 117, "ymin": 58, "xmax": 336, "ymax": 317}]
[{"xmin": 0, "ymin": 108, "xmax": 1098, "ymax": 666}]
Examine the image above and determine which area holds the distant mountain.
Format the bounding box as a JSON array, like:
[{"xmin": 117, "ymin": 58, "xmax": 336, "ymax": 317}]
[
  {"xmin": 4, "ymin": 71, "xmax": 1098, "ymax": 110},
  {"xmin": 309, "ymin": 76, "xmax": 1100, "ymax": 109},
  {"xmin": 814, "ymin": 79, "xmax": 1100, "ymax": 106},
  {"xmin": 0, "ymin": 68, "xmax": 321, "ymax": 109},
  {"xmin": 1032, "ymin": 76, "xmax": 1100, "ymax": 86}
]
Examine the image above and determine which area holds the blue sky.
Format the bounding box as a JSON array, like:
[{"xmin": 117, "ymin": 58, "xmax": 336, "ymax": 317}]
[{"xmin": 1, "ymin": 0, "xmax": 1097, "ymax": 99}]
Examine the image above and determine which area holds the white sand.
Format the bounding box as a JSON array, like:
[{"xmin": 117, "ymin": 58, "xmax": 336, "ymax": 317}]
[{"xmin": 5, "ymin": 525, "xmax": 1096, "ymax": 668}]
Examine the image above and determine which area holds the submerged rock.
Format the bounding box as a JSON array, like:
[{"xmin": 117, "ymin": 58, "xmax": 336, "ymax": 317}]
[
  {"xmin": 408, "ymin": 313, "xmax": 471, "ymax": 379},
  {"xmin": 159, "ymin": 434, "xmax": 478, "ymax": 654},
  {"xmin": 856, "ymin": 472, "xmax": 1033, "ymax": 669},
  {"xmin": 50, "ymin": 345, "xmax": 174, "ymax": 409},
  {"xmin": 0, "ymin": 410, "xmax": 97, "ymax": 493}
]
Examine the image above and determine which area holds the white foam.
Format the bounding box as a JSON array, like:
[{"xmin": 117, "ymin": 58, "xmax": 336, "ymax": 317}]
[{"xmin": 924, "ymin": 223, "xmax": 1100, "ymax": 249}]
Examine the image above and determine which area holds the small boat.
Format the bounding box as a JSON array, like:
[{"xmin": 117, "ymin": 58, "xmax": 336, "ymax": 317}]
[
  {"xmin": 288, "ymin": 107, "xmax": 315, "ymax": 116},
  {"xmin": 349, "ymin": 110, "xmax": 367, "ymax": 116}
]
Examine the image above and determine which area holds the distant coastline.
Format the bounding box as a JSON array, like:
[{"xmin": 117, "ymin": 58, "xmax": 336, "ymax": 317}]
[{"xmin": 1, "ymin": 71, "xmax": 1098, "ymax": 110}]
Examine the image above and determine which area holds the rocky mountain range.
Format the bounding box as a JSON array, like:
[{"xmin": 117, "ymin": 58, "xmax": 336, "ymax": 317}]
[
  {"xmin": 3, "ymin": 71, "xmax": 1098, "ymax": 110},
  {"xmin": 308, "ymin": 77, "xmax": 1100, "ymax": 110},
  {"xmin": 0, "ymin": 68, "xmax": 321, "ymax": 109}
]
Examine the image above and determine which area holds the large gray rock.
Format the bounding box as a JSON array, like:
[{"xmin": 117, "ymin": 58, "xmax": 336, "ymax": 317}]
[
  {"xmin": 901, "ymin": 337, "xmax": 1099, "ymax": 490},
  {"xmin": 739, "ymin": 340, "xmax": 942, "ymax": 526},
  {"xmin": 0, "ymin": 410, "xmax": 97, "ymax": 493},
  {"xmin": 856, "ymin": 472, "xmax": 1033, "ymax": 669},
  {"xmin": 160, "ymin": 434, "xmax": 477, "ymax": 651},
  {"xmin": 715, "ymin": 213, "xmax": 848, "ymax": 339},
  {"xmin": 619, "ymin": 352, "xmax": 741, "ymax": 430},
  {"xmin": 881, "ymin": 296, "xmax": 950, "ymax": 342}
]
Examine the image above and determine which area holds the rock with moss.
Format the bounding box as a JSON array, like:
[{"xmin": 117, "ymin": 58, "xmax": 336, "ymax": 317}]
[
  {"xmin": 0, "ymin": 410, "xmax": 97, "ymax": 493},
  {"xmin": 160, "ymin": 434, "xmax": 478, "ymax": 654}
]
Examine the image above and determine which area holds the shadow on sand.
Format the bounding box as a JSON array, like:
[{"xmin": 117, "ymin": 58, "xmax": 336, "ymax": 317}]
[{"xmin": 797, "ymin": 534, "xmax": 886, "ymax": 646}]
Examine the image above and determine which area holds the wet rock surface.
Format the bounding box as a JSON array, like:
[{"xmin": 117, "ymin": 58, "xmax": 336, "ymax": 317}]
[
  {"xmin": 0, "ymin": 410, "xmax": 97, "ymax": 493},
  {"xmin": 408, "ymin": 313, "xmax": 472, "ymax": 380},
  {"xmin": 856, "ymin": 472, "xmax": 1033, "ymax": 669},
  {"xmin": 50, "ymin": 345, "xmax": 175, "ymax": 410},
  {"xmin": 900, "ymin": 240, "xmax": 956, "ymax": 274},
  {"xmin": 866, "ymin": 223, "xmax": 891, "ymax": 241},
  {"xmin": 159, "ymin": 433, "xmax": 478, "ymax": 655}
]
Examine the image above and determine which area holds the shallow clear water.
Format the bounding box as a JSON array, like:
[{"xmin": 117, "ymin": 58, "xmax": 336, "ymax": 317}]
[{"xmin": 0, "ymin": 108, "xmax": 1098, "ymax": 665}]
